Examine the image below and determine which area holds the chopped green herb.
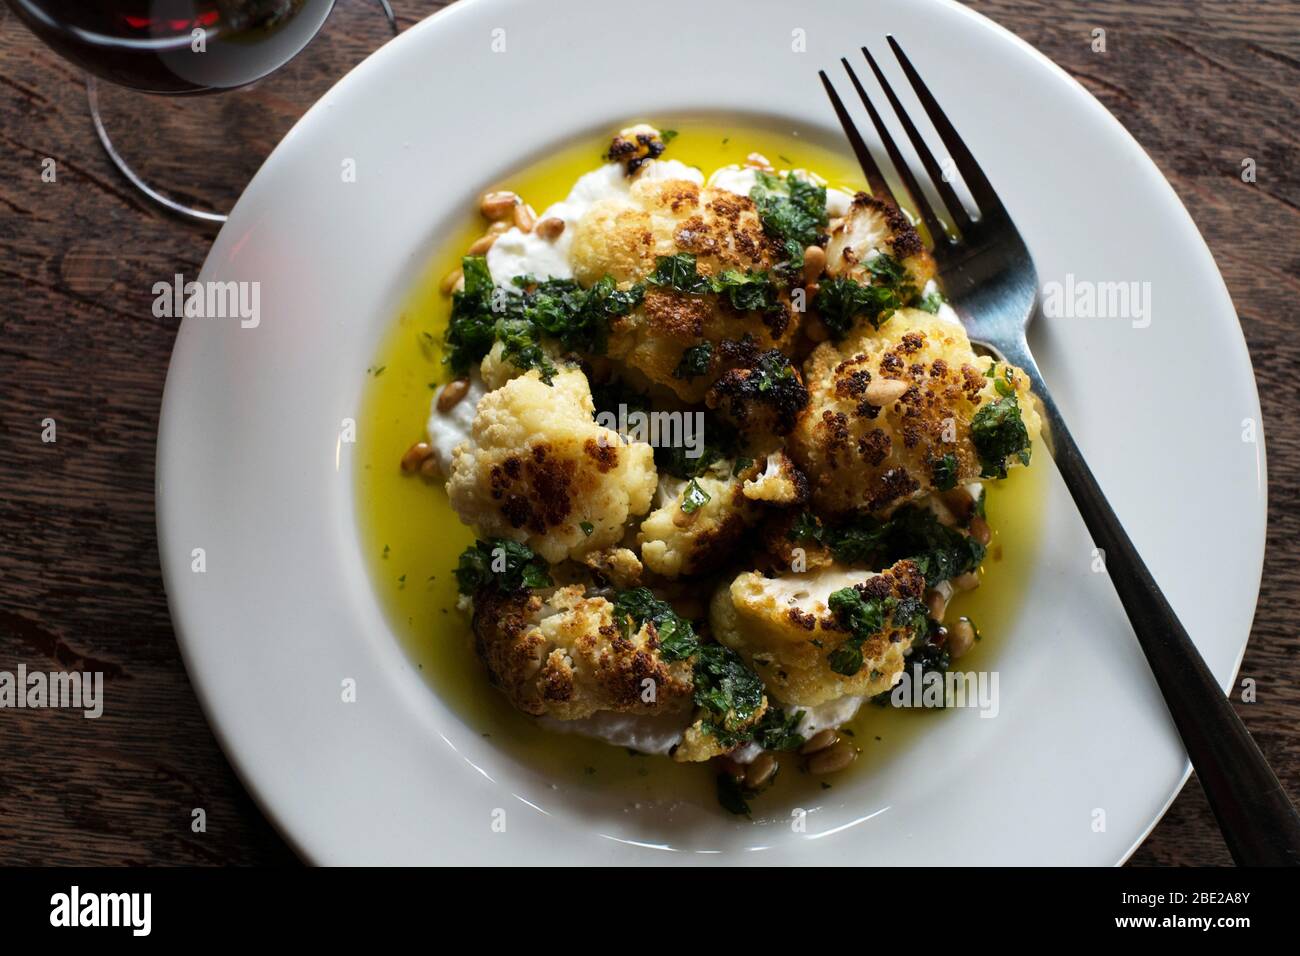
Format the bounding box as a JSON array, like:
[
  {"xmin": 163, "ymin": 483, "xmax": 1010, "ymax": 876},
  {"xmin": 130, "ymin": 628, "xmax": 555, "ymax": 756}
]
[
  {"xmin": 814, "ymin": 276, "xmax": 905, "ymax": 337},
  {"xmin": 694, "ymin": 644, "xmax": 765, "ymax": 742},
  {"xmin": 826, "ymin": 586, "xmax": 929, "ymax": 677},
  {"xmin": 612, "ymin": 587, "xmax": 699, "ymax": 661},
  {"xmin": 752, "ymin": 707, "xmax": 805, "ymax": 751},
  {"xmin": 579, "ymin": 521, "xmax": 594, "ymax": 536},
  {"xmin": 933, "ymin": 452, "xmax": 959, "ymax": 491},
  {"xmin": 681, "ymin": 478, "xmax": 711, "ymax": 514},
  {"xmin": 716, "ymin": 773, "xmax": 751, "ymax": 816},
  {"xmin": 444, "ymin": 256, "xmax": 643, "ymax": 382},
  {"xmin": 454, "ymin": 538, "xmax": 553, "ymax": 596},
  {"xmin": 917, "ymin": 288, "xmax": 945, "ymax": 314},
  {"xmin": 710, "ymin": 269, "xmax": 779, "ymax": 312},
  {"xmin": 794, "ymin": 504, "xmax": 985, "ymax": 585},
  {"xmin": 672, "ymin": 341, "xmax": 713, "ymax": 380},
  {"xmin": 749, "ymin": 170, "xmax": 828, "ymax": 278},
  {"xmin": 971, "ymin": 395, "xmax": 1032, "ymax": 478},
  {"xmin": 646, "ymin": 253, "xmax": 711, "ymax": 294}
]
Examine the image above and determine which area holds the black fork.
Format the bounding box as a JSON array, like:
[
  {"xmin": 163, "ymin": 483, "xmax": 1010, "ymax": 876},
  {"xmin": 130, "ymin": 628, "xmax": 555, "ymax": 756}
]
[{"xmin": 820, "ymin": 39, "xmax": 1300, "ymax": 867}]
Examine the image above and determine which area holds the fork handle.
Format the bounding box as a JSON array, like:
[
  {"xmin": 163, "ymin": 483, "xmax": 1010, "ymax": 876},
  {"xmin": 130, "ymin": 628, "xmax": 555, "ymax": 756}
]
[{"xmin": 1004, "ymin": 341, "xmax": 1300, "ymax": 866}]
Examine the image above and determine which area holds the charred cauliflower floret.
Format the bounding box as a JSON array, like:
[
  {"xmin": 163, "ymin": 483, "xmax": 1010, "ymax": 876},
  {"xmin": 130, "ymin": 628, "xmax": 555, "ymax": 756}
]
[
  {"xmin": 570, "ymin": 177, "xmax": 800, "ymax": 401},
  {"xmin": 446, "ymin": 368, "xmax": 657, "ymax": 563},
  {"xmin": 638, "ymin": 473, "xmax": 761, "ymax": 578},
  {"xmin": 606, "ymin": 124, "xmax": 670, "ymax": 176},
  {"xmin": 790, "ymin": 309, "xmax": 1040, "ymax": 515},
  {"xmin": 825, "ymin": 193, "xmax": 936, "ymax": 292},
  {"xmin": 711, "ymin": 560, "xmax": 926, "ymax": 707},
  {"xmin": 473, "ymin": 584, "xmax": 695, "ymax": 720},
  {"xmin": 706, "ymin": 339, "xmax": 809, "ymax": 437},
  {"xmin": 579, "ymin": 546, "xmax": 644, "ymax": 588},
  {"xmin": 740, "ymin": 449, "xmax": 809, "ymax": 505}
]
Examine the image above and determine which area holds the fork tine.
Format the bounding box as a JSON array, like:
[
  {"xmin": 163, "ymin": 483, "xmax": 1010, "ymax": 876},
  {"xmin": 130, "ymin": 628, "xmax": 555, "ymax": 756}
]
[
  {"xmin": 838, "ymin": 57, "xmax": 949, "ymax": 251},
  {"xmin": 818, "ymin": 69, "xmax": 892, "ymax": 203},
  {"xmin": 860, "ymin": 46, "xmax": 972, "ymax": 234},
  {"xmin": 886, "ymin": 35, "xmax": 1007, "ymax": 223}
]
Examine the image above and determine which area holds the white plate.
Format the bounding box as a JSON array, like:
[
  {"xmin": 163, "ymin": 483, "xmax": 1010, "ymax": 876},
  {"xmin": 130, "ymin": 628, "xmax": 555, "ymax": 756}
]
[{"xmin": 157, "ymin": 0, "xmax": 1265, "ymax": 864}]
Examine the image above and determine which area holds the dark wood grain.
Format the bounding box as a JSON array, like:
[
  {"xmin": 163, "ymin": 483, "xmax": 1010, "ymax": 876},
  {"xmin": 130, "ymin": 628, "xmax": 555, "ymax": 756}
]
[{"xmin": 0, "ymin": 0, "xmax": 1295, "ymax": 866}]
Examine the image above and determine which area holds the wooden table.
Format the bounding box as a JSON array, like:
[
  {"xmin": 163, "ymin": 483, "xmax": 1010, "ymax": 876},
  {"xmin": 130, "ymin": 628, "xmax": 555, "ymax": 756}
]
[{"xmin": 0, "ymin": 0, "xmax": 1295, "ymax": 866}]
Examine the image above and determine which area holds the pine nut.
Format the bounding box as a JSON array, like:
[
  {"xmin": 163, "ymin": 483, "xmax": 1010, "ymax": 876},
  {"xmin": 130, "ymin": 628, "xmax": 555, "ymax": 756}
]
[
  {"xmin": 440, "ymin": 267, "xmax": 463, "ymax": 296},
  {"xmin": 948, "ymin": 616, "xmax": 977, "ymax": 659},
  {"xmin": 513, "ymin": 203, "xmax": 537, "ymax": 232},
  {"xmin": 808, "ymin": 740, "xmax": 857, "ymax": 774},
  {"xmin": 969, "ymin": 515, "xmax": 991, "ymax": 546},
  {"xmin": 467, "ymin": 233, "xmax": 497, "ymax": 255},
  {"xmin": 865, "ymin": 377, "xmax": 909, "ymax": 406},
  {"xmin": 536, "ymin": 217, "xmax": 565, "ymax": 240},
  {"xmin": 745, "ymin": 753, "xmax": 778, "ymax": 790},
  {"xmin": 401, "ymin": 441, "xmax": 434, "ymax": 472},
  {"xmin": 802, "ymin": 245, "xmax": 826, "ymax": 283},
  {"xmin": 800, "ymin": 728, "xmax": 838, "ymax": 755},
  {"xmin": 940, "ymin": 487, "xmax": 975, "ymax": 521},
  {"xmin": 419, "ymin": 456, "xmax": 440, "ymax": 478},
  {"xmin": 480, "ymin": 190, "xmax": 519, "ymax": 220},
  {"xmin": 745, "ymin": 152, "xmax": 774, "ymax": 170},
  {"xmin": 952, "ymin": 571, "xmax": 980, "ymax": 591},
  {"xmin": 717, "ymin": 756, "xmax": 747, "ymax": 782},
  {"xmin": 926, "ymin": 588, "xmax": 948, "ymax": 622},
  {"xmin": 487, "ymin": 220, "xmax": 511, "ymax": 236},
  {"xmin": 436, "ymin": 377, "xmax": 470, "ymax": 413}
]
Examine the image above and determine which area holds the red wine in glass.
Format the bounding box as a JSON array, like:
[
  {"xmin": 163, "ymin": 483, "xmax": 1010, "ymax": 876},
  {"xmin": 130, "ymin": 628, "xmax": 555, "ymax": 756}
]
[{"xmin": 6, "ymin": 0, "xmax": 337, "ymax": 94}]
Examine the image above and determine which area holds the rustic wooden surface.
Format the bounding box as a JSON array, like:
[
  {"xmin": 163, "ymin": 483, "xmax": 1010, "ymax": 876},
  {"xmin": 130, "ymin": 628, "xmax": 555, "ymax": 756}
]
[{"xmin": 0, "ymin": 0, "xmax": 1295, "ymax": 866}]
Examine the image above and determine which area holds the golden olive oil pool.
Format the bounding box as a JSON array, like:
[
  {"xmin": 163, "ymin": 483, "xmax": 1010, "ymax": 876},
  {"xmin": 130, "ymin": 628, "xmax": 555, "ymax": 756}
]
[{"xmin": 355, "ymin": 121, "xmax": 1047, "ymax": 818}]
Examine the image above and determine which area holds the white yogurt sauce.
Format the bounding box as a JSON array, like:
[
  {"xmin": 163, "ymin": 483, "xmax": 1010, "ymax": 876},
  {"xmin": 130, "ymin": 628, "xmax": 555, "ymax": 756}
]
[
  {"xmin": 486, "ymin": 159, "xmax": 704, "ymax": 284},
  {"xmin": 425, "ymin": 370, "xmax": 485, "ymax": 476},
  {"xmin": 922, "ymin": 277, "xmax": 963, "ymax": 326},
  {"xmin": 706, "ymin": 164, "xmax": 854, "ymax": 217},
  {"xmin": 537, "ymin": 709, "xmax": 693, "ymax": 756}
]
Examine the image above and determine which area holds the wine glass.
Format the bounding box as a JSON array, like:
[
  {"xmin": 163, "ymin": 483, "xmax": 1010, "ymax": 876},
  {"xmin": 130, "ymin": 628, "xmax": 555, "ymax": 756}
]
[{"xmin": 4, "ymin": 0, "xmax": 398, "ymax": 223}]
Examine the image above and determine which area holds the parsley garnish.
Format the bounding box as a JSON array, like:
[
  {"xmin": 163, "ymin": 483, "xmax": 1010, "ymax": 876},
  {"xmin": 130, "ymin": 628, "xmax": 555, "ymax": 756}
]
[
  {"xmin": 749, "ymin": 170, "xmax": 828, "ymax": 277},
  {"xmin": 612, "ymin": 587, "xmax": 699, "ymax": 661},
  {"xmin": 647, "ymin": 253, "xmax": 778, "ymax": 314},
  {"xmin": 681, "ymin": 478, "xmax": 711, "ymax": 514},
  {"xmin": 826, "ymin": 587, "xmax": 929, "ymax": 676},
  {"xmin": 694, "ymin": 644, "xmax": 765, "ymax": 743},
  {"xmin": 789, "ymin": 505, "xmax": 985, "ymax": 585},
  {"xmin": 933, "ymin": 452, "xmax": 959, "ymax": 491},
  {"xmin": 444, "ymin": 257, "xmax": 643, "ymax": 383},
  {"xmin": 672, "ymin": 341, "xmax": 713, "ymax": 381},
  {"xmin": 454, "ymin": 539, "xmax": 552, "ymax": 596},
  {"xmin": 971, "ymin": 395, "xmax": 1032, "ymax": 479}
]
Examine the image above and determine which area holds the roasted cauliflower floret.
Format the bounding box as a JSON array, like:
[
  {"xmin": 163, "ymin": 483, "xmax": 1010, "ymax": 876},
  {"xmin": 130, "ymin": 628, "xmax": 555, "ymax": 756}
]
[
  {"xmin": 606, "ymin": 124, "xmax": 670, "ymax": 176},
  {"xmin": 790, "ymin": 309, "xmax": 1040, "ymax": 514},
  {"xmin": 740, "ymin": 449, "xmax": 808, "ymax": 505},
  {"xmin": 638, "ymin": 474, "xmax": 760, "ymax": 578},
  {"xmin": 479, "ymin": 339, "xmax": 539, "ymax": 390},
  {"xmin": 711, "ymin": 560, "xmax": 926, "ymax": 707},
  {"xmin": 446, "ymin": 368, "xmax": 657, "ymax": 563},
  {"xmin": 579, "ymin": 546, "xmax": 644, "ymax": 588},
  {"xmin": 473, "ymin": 584, "xmax": 695, "ymax": 720},
  {"xmin": 825, "ymin": 193, "xmax": 936, "ymax": 292},
  {"xmin": 706, "ymin": 339, "xmax": 809, "ymax": 437},
  {"xmin": 570, "ymin": 178, "xmax": 800, "ymax": 401}
]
